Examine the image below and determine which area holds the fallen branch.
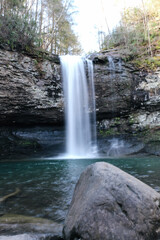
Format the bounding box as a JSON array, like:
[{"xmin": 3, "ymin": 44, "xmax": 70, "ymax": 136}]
[{"xmin": 0, "ymin": 188, "xmax": 20, "ymax": 203}]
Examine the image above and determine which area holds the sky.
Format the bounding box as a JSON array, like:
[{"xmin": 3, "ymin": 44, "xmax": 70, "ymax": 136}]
[{"xmin": 72, "ymin": 0, "xmax": 142, "ymax": 53}]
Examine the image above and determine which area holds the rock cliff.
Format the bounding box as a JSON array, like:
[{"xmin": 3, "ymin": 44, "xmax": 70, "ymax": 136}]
[
  {"xmin": 0, "ymin": 48, "xmax": 160, "ymax": 131},
  {"xmin": 91, "ymin": 50, "xmax": 160, "ymax": 135},
  {"xmin": 0, "ymin": 49, "xmax": 63, "ymax": 126},
  {"xmin": 92, "ymin": 50, "xmax": 148, "ymax": 119},
  {"xmin": 0, "ymin": 48, "xmax": 160, "ymax": 157}
]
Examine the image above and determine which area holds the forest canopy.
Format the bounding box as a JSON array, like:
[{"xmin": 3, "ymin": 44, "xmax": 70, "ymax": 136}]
[{"xmin": 0, "ymin": 0, "xmax": 81, "ymax": 54}]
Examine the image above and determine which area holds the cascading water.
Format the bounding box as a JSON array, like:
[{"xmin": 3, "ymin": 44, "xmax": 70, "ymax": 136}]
[
  {"xmin": 107, "ymin": 138, "xmax": 125, "ymax": 157},
  {"xmin": 60, "ymin": 55, "xmax": 97, "ymax": 158},
  {"xmin": 107, "ymin": 56, "xmax": 115, "ymax": 77},
  {"xmin": 107, "ymin": 56, "xmax": 115, "ymax": 115}
]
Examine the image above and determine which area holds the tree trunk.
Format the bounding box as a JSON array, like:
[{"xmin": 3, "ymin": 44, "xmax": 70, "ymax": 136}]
[
  {"xmin": 141, "ymin": 0, "xmax": 153, "ymax": 57},
  {"xmin": 35, "ymin": 0, "xmax": 38, "ymax": 22},
  {"xmin": 39, "ymin": 0, "xmax": 43, "ymax": 34}
]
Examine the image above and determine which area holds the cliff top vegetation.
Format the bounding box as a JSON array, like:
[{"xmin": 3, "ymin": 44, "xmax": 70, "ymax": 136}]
[{"xmin": 101, "ymin": 0, "xmax": 160, "ymax": 71}]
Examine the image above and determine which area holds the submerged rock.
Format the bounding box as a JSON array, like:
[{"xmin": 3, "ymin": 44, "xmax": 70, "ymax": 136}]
[
  {"xmin": 64, "ymin": 162, "xmax": 160, "ymax": 240},
  {"xmin": 0, "ymin": 214, "xmax": 63, "ymax": 239},
  {"xmin": 0, "ymin": 234, "xmax": 63, "ymax": 240}
]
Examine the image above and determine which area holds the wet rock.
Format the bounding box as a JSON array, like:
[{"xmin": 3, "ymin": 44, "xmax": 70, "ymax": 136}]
[
  {"xmin": 0, "ymin": 126, "xmax": 65, "ymax": 159},
  {"xmin": 64, "ymin": 162, "xmax": 160, "ymax": 240},
  {"xmin": 144, "ymin": 141, "xmax": 160, "ymax": 156},
  {"xmin": 97, "ymin": 136, "xmax": 144, "ymax": 156}
]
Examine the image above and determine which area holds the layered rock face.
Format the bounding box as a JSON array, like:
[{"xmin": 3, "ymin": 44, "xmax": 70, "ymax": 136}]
[
  {"xmin": 93, "ymin": 53, "xmax": 134, "ymax": 119},
  {"xmin": 92, "ymin": 50, "xmax": 160, "ymax": 156},
  {"xmin": 92, "ymin": 50, "xmax": 160, "ymax": 131},
  {"xmin": 0, "ymin": 49, "xmax": 63, "ymax": 125},
  {"xmin": 0, "ymin": 48, "xmax": 160, "ymax": 130},
  {"xmin": 92, "ymin": 51, "xmax": 147, "ymax": 118},
  {"xmin": 64, "ymin": 162, "xmax": 160, "ymax": 240}
]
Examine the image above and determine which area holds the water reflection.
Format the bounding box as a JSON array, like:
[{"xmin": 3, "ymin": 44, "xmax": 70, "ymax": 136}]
[{"xmin": 0, "ymin": 156, "xmax": 160, "ymax": 223}]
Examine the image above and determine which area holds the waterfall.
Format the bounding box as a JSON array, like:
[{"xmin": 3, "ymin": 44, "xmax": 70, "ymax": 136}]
[
  {"xmin": 107, "ymin": 56, "xmax": 115, "ymax": 115},
  {"xmin": 60, "ymin": 55, "xmax": 97, "ymax": 158},
  {"xmin": 107, "ymin": 138, "xmax": 125, "ymax": 157},
  {"xmin": 107, "ymin": 56, "xmax": 115, "ymax": 77}
]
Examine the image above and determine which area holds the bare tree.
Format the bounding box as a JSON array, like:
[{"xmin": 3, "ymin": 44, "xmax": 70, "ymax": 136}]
[{"xmin": 141, "ymin": 0, "xmax": 153, "ymax": 56}]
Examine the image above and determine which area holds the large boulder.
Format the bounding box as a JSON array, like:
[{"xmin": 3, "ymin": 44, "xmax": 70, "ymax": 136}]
[{"xmin": 63, "ymin": 162, "xmax": 160, "ymax": 240}]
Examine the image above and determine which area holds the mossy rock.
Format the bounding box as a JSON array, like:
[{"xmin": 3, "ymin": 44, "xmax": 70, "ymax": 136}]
[
  {"xmin": 0, "ymin": 134, "xmax": 42, "ymax": 159},
  {"xmin": 17, "ymin": 139, "xmax": 40, "ymax": 148},
  {"xmin": 99, "ymin": 128, "xmax": 120, "ymax": 137},
  {"xmin": 138, "ymin": 128, "xmax": 160, "ymax": 142},
  {"xmin": 0, "ymin": 214, "xmax": 55, "ymax": 224}
]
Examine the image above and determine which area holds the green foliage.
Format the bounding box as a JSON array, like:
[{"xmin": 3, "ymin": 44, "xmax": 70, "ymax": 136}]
[
  {"xmin": 133, "ymin": 56, "xmax": 160, "ymax": 70},
  {"xmin": 0, "ymin": 14, "xmax": 40, "ymax": 51},
  {"xmin": 99, "ymin": 128, "xmax": 119, "ymax": 137},
  {"xmin": 0, "ymin": 0, "xmax": 81, "ymax": 54}
]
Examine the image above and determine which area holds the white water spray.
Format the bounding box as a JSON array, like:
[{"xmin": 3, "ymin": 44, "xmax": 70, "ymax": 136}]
[{"xmin": 60, "ymin": 56, "xmax": 97, "ymax": 158}]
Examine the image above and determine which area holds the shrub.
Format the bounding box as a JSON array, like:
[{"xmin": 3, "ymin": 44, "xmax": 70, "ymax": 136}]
[{"xmin": 0, "ymin": 14, "xmax": 40, "ymax": 51}]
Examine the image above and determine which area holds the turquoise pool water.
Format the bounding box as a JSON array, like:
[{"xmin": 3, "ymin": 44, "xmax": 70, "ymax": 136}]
[{"xmin": 0, "ymin": 156, "xmax": 160, "ymax": 223}]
